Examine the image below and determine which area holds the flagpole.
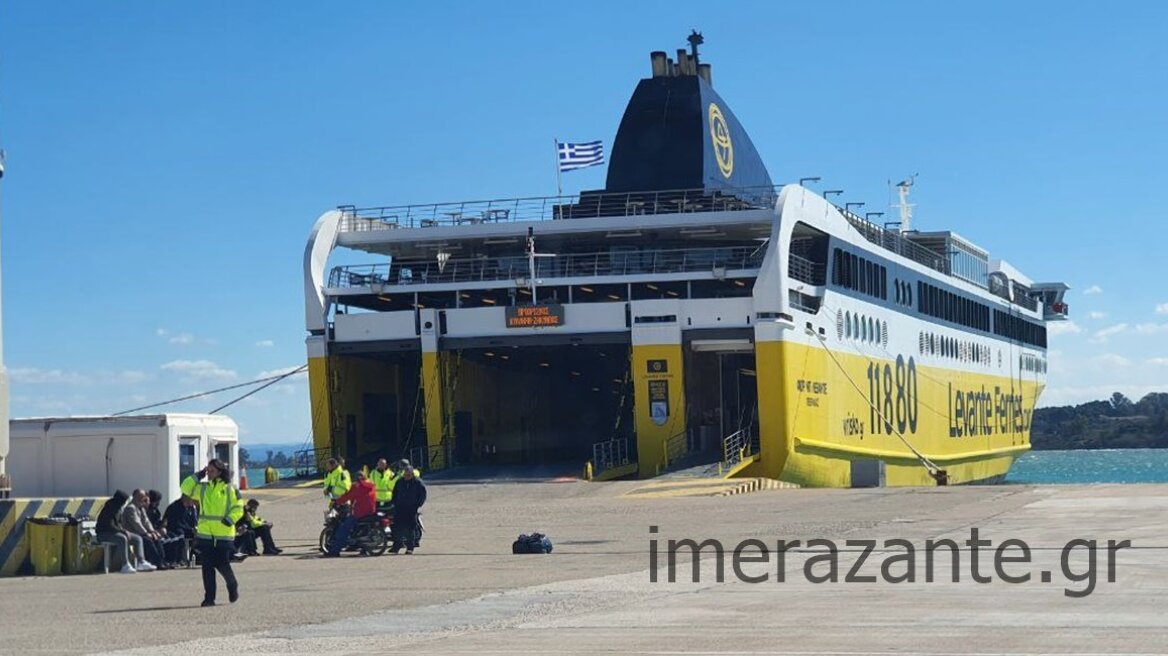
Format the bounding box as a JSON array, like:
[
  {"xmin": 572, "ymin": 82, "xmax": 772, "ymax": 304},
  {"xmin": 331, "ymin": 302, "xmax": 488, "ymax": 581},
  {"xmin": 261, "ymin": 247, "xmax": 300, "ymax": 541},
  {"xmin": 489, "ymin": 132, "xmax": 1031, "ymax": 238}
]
[{"xmin": 553, "ymin": 139, "xmax": 562, "ymax": 197}]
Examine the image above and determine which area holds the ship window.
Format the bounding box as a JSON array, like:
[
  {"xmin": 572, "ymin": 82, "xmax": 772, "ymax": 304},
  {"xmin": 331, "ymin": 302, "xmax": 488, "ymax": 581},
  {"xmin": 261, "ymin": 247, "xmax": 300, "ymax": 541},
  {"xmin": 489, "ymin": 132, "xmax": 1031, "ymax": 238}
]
[
  {"xmin": 868, "ymin": 317, "xmax": 875, "ymax": 343},
  {"xmin": 845, "ymin": 311, "xmax": 852, "ymax": 338},
  {"xmin": 861, "ymin": 316, "xmax": 868, "ymax": 341}
]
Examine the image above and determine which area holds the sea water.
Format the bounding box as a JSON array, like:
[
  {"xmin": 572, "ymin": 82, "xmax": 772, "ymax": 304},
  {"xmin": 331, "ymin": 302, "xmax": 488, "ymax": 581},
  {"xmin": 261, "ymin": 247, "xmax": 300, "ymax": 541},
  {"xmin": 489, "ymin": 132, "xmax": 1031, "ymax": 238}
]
[{"xmin": 1006, "ymin": 449, "xmax": 1168, "ymax": 484}]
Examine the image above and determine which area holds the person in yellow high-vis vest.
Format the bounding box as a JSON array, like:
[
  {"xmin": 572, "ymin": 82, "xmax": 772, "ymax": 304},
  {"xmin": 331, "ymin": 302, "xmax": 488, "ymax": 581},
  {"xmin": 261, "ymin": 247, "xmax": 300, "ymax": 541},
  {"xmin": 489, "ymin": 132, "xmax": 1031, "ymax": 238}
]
[
  {"xmin": 370, "ymin": 458, "xmax": 396, "ymax": 510},
  {"xmin": 322, "ymin": 457, "xmax": 352, "ymax": 502},
  {"xmin": 181, "ymin": 458, "xmax": 245, "ymax": 607}
]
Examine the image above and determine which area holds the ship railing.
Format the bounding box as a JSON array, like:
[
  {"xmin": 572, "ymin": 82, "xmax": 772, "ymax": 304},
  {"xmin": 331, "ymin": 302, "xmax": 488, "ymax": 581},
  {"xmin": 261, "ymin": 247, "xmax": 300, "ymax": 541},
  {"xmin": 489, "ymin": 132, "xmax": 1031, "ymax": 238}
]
[
  {"xmin": 722, "ymin": 429, "xmax": 755, "ymax": 469},
  {"xmin": 841, "ymin": 205, "xmax": 1040, "ymax": 312},
  {"xmin": 662, "ymin": 429, "xmax": 689, "ymax": 470},
  {"xmin": 787, "ymin": 253, "xmax": 826, "ymax": 285},
  {"xmin": 336, "ymin": 184, "xmax": 781, "ymax": 232},
  {"xmin": 408, "ymin": 441, "xmax": 455, "ymax": 473},
  {"xmin": 592, "ymin": 438, "xmax": 632, "ymax": 477},
  {"xmin": 837, "ymin": 207, "xmax": 951, "ymax": 278},
  {"xmin": 291, "ymin": 446, "xmax": 336, "ymax": 478},
  {"xmin": 329, "ymin": 245, "xmax": 766, "ymax": 289}
]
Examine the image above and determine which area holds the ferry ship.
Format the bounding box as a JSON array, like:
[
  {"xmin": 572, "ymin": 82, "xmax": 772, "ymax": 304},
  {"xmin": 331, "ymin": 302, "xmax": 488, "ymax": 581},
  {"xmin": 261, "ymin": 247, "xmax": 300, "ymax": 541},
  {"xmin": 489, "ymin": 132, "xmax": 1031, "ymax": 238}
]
[{"xmin": 302, "ymin": 34, "xmax": 1068, "ymax": 487}]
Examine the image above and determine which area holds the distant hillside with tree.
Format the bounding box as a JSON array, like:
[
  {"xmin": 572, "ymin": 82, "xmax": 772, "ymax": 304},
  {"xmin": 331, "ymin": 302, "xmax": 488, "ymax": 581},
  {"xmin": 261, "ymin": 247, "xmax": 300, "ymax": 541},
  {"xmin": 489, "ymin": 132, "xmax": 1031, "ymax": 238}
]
[
  {"xmin": 1032, "ymin": 392, "xmax": 1168, "ymax": 450},
  {"xmin": 238, "ymin": 443, "xmax": 304, "ymax": 467}
]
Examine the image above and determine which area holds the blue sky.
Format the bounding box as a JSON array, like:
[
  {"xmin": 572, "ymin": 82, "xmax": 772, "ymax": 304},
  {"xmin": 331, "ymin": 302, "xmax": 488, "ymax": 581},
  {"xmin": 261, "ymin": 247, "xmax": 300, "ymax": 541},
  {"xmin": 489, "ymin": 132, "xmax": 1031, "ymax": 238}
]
[{"xmin": 1, "ymin": 2, "xmax": 1165, "ymax": 445}]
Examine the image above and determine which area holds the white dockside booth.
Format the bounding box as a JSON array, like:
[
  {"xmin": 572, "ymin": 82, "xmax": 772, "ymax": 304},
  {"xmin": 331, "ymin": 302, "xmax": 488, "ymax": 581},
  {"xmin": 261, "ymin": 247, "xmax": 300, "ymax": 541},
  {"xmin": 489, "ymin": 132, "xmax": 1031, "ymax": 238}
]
[{"xmin": 7, "ymin": 414, "xmax": 240, "ymax": 505}]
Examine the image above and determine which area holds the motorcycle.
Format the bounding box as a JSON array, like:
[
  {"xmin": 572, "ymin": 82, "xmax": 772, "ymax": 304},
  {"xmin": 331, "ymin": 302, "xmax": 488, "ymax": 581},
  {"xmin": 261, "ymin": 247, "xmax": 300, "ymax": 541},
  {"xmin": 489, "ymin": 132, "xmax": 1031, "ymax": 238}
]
[
  {"xmin": 379, "ymin": 503, "xmax": 423, "ymax": 548},
  {"xmin": 319, "ymin": 503, "xmax": 391, "ymax": 556}
]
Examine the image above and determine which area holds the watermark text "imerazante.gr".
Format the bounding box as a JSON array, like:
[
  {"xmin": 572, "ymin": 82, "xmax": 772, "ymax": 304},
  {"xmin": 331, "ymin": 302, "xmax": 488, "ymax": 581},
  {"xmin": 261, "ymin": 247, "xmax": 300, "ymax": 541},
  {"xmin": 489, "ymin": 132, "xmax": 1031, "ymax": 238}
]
[{"xmin": 648, "ymin": 526, "xmax": 1130, "ymax": 598}]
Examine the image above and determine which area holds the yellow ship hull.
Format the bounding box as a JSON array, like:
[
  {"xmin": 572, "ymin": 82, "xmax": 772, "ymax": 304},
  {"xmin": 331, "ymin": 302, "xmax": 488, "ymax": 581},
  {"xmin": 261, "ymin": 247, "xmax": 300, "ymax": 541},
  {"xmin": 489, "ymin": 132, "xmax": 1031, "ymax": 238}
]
[{"xmin": 745, "ymin": 339, "xmax": 1041, "ymax": 487}]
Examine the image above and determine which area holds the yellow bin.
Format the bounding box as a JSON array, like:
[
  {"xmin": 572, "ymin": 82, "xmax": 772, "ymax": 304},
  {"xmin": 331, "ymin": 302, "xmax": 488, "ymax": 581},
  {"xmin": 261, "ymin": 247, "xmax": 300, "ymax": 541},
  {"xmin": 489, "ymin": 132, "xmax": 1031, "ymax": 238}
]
[
  {"xmin": 27, "ymin": 517, "xmax": 68, "ymax": 576},
  {"xmin": 62, "ymin": 521, "xmax": 102, "ymax": 575}
]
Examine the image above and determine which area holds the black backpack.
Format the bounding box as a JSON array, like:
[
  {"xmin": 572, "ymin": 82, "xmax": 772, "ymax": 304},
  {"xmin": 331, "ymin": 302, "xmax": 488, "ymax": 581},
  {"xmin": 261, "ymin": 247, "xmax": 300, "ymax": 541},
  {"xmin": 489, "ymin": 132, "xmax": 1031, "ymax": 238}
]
[{"xmin": 512, "ymin": 532, "xmax": 553, "ymax": 554}]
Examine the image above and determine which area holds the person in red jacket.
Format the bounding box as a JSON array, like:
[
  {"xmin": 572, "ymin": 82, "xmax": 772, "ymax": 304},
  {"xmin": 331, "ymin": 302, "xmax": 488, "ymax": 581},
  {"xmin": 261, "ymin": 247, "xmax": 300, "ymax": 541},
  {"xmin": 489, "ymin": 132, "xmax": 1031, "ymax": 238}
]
[{"xmin": 323, "ymin": 470, "xmax": 378, "ymax": 557}]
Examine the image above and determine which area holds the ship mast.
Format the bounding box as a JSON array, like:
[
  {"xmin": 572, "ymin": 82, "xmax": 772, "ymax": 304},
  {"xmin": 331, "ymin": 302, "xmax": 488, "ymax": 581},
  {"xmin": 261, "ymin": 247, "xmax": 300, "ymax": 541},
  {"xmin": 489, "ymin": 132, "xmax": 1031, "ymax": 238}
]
[{"xmin": 0, "ymin": 150, "xmax": 8, "ymax": 491}]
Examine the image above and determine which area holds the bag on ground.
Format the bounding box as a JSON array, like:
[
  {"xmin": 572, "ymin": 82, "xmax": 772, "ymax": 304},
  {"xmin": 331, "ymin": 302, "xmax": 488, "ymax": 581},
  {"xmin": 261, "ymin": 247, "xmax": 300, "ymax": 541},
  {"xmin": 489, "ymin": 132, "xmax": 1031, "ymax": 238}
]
[{"xmin": 512, "ymin": 532, "xmax": 553, "ymax": 554}]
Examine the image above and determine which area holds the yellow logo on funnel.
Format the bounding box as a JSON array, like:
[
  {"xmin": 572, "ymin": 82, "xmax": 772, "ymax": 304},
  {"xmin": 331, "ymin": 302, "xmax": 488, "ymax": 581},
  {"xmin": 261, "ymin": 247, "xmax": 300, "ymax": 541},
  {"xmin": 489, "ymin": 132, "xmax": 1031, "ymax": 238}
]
[{"xmin": 708, "ymin": 103, "xmax": 734, "ymax": 178}]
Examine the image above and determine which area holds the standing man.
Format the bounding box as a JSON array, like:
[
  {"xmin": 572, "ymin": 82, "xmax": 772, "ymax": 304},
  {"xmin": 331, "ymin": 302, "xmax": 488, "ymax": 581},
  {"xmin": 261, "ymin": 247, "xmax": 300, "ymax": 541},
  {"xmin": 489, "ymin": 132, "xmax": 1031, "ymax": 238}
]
[
  {"xmin": 182, "ymin": 459, "xmax": 244, "ymax": 607},
  {"xmin": 323, "ymin": 470, "xmax": 377, "ymax": 557},
  {"xmin": 322, "ymin": 457, "xmax": 351, "ymax": 502},
  {"xmin": 389, "ymin": 461, "xmax": 426, "ymax": 555},
  {"xmin": 370, "ymin": 458, "xmax": 397, "ymax": 510}
]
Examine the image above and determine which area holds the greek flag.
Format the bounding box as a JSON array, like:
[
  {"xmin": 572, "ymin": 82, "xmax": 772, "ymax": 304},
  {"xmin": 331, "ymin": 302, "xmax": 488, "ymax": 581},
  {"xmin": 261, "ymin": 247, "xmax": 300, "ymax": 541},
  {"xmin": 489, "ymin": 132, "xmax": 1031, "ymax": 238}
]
[{"xmin": 557, "ymin": 140, "xmax": 604, "ymax": 172}]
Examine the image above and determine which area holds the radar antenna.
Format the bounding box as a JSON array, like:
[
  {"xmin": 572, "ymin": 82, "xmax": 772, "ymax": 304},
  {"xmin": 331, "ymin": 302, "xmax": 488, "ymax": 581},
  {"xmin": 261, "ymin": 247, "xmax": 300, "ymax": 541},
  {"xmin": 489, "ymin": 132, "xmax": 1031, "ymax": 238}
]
[
  {"xmin": 687, "ymin": 30, "xmax": 704, "ymax": 66},
  {"xmin": 893, "ymin": 174, "xmax": 918, "ymax": 232}
]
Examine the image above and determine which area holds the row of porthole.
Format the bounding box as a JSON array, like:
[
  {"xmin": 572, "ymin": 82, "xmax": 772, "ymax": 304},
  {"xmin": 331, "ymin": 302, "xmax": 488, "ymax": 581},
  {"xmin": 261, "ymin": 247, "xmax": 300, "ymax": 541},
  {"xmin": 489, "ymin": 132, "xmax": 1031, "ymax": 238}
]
[
  {"xmin": 919, "ymin": 332, "xmax": 994, "ymax": 366},
  {"xmin": 836, "ymin": 310, "xmax": 889, "ymax": 347},
  {"xmin": 893, "ymin": 279, "xmax": 913, "ymax": 307},
  {"xmin": 1021, "ymin": 354, "xmax": 1048, "ymax": 374}
]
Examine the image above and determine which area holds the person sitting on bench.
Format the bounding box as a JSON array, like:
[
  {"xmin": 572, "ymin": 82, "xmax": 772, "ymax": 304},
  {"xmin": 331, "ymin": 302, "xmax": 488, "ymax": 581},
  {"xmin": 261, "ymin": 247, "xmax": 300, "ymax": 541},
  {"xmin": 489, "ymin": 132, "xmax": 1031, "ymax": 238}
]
[
  {"xmin": 95, "ymin": 490, "xmax": 152, "ymax": 573},
  {"xmin": 122, "ymin": 489, "xmax": 170, "ymax": 569},
  {"xmin": 240, "ymin": 500, "xmax": 282, "ymax": 555}
]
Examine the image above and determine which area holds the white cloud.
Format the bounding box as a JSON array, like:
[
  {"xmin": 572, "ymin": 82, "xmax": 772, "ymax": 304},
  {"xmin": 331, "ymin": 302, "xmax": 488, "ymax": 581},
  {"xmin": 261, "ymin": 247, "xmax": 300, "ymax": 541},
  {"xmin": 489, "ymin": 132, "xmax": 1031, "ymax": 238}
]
[
  {"xmin": 1087, "ymin": 311, "xmax": 1107, "ymax": 320},
  {"xmin": 257, "ymin": 365, "xmax": 308, "ymax": 381},
  {"xmin": 9, "ymin": 367, "xmax": 89, "ymax": 385},
  {"xmin": 161, "ymin": 359, "xmax": 237, "ymax": 381},
  {"xmin": 1090, "ymin": 323, "xmax": 1128, "ymax": 343},
  {"xmin": 1156, "ymin": 303, "xmax": 1168, "ymax": 315},
  {"xmin": 9, "ymin": 368, "xmax": 152, "ymax": 387},
  {"xmin": 1083, "ymin": 285, "xmax": 1103, "ymax": 295},
  {"xmin": 1148, "ymin": 358, "xmax": 1168, "ymax": 367},
  {"xmin": 110, "ymin": 370, "xmax": 151, "ymax": 384},
  {"xmin": 255, "ymin": 340, "xmax": 275, "ymax": 348},
  {"xmin": 1135, "ymin": 323, "xmax": 1168, "ymax": 335},
  {"xmin": 1040, "ymin": 384, "xmax": 1168, "ymax": 408},
  {"xmin": 157, "ymin": 327, "xmax": 204, "ymax": 345},
  {"xmin": 1093, "ymin": 353, "xmax": 1131, "ymax": 368},
  {"xmin": 1048, "ymin": 321, "xmax": 1083, "ymax": 336},
  {"xmin": 168, "ymin": 332, "xmax": 195, "ymax": 345}
]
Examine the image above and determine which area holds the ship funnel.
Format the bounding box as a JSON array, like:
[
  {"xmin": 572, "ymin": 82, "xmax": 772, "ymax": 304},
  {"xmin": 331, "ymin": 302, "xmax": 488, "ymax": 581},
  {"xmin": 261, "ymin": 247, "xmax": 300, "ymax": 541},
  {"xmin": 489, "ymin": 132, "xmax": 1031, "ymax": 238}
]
[
  {"xmin": 602, "ymin": 31, "xmax": 774, "ymax": 194},
  {"xmin": 697, "ymin": 63, "xmax": 712, "ymax": 85},
  {"xmin": 650, "ymin": 51, "xmax": 668, "ymax": 77}
]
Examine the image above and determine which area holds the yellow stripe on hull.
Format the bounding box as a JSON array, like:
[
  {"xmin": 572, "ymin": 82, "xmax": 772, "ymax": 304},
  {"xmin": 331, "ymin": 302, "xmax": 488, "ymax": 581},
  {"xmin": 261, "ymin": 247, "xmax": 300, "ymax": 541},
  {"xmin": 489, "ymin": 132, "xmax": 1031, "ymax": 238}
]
[
  {"xmin": 754, "ymin": 339, "xmax": 1041, "ymax": 487},
  {"xmin": 421, "ymin": 351, "xmax": 447, "ymax": 469},
  {"xmin": 308, "ymin": 356, "xmax": 332, "ymax": 453},
  {"xmin": 631, "ymin": 343, "xmax": 687, "ymax": 478}
]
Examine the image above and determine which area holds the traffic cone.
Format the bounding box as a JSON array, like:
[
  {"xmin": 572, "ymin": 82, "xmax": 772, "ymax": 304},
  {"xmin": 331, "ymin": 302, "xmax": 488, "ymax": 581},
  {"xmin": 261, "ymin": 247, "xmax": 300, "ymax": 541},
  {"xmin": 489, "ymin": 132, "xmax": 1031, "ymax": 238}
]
[{"xmin": 240, "ymin": 471, "xmax": 249, "ymax": 490}]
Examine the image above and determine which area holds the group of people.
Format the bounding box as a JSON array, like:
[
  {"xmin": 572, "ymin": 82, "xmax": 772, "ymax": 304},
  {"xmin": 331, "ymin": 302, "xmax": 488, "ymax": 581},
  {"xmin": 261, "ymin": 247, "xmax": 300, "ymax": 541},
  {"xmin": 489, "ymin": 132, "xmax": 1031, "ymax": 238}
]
[
  {"xmin": 95, "ymin": 488, "xmax": 198, "ymax": 573},
  {"xmin": 95, "ymin": 458, "xmax": 283, "ymax": 608},
  {"xmin": 321, "ymin": 457, "xmax": 427, "ymax": 556},
  {"xmin": 95, "ymin": 454, "xmax": 427, "ymax": 607}
]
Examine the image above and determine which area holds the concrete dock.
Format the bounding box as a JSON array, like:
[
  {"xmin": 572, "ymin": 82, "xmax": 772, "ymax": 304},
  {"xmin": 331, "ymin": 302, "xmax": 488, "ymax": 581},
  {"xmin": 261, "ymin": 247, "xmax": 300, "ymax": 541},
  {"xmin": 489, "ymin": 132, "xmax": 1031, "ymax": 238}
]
[{"xmin": 0, "ymin": 478, "xmax": 1165, "ymax": 655}]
